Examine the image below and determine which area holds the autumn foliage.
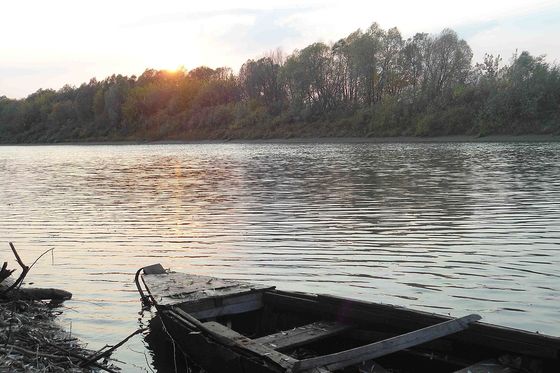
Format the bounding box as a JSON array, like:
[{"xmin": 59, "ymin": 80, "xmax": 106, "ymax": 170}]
[{"xmin": 1, "ymin": 24, "xmax": 559, "ymax": 143}]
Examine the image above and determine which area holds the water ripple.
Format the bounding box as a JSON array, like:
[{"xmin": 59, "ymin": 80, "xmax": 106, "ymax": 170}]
[{"xmin": 0, "ymin": 142, "xmax": 559, "ymax": 372}]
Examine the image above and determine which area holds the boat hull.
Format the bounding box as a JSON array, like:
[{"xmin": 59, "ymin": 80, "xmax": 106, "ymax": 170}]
[{"xmin": 139, "ymin": 265, "xmax": 560, "ymax": 373}]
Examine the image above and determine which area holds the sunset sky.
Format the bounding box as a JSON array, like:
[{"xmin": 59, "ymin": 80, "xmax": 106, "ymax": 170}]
[{"xmin": 1, "ymin": 0, "xmax": 559, "ymax": 98}]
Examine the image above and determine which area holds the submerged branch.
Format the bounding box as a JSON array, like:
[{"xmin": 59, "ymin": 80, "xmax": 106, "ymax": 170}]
[{"xmin": 79, "ymin": 328, "xmax": 148, "ymax": 368}]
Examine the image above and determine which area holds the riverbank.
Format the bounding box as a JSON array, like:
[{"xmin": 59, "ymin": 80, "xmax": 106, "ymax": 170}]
[
  {"xmin": 2, "ymin": 134, "xmax": 560, "ymax": 146},
  {"xmin": 0, "ymin": 299, "xmax": 118, "ymax": 372},
  {"xmin": 219, "ymin": 134, "xmax": 560, "ymax": 144}
]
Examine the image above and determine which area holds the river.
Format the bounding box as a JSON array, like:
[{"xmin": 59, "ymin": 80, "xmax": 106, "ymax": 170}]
[{"xmin": 0, "ymin": 141, "xmax": 559, "ymax": 372}]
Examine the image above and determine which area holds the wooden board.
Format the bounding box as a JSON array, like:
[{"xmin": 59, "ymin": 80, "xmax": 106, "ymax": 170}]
[
  {"xmin": 162, "ymin": 310, "xmax": 286, "ymax": 373},
  {"xmin": 292, "ymin": 314, "xmax": 481, "ymax": 372},
  {"xmin": 187, "ymin": 293, "xmax": 264, "ymax": 319},
  {"xmin": 255, "ymin": 321, "xmax": 352, "ymax": 351},
  {"xmin": 201, "ymin": 320, "xmax": 298, "ymax": 371},
  {"xmin": 142, "ymin": 271, "xmax": 274, "ymax": 307}
]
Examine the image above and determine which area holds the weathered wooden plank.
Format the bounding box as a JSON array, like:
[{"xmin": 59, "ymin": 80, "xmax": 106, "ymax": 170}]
[
  {"xmin": 143, "ymin": 273, "xmax": 244, "ymax": 298},
  {"xmin": 292, "ymin": 314, "xmax": 481, "ymax": 372},
  {"xmin": 177, "ymin": 291, "xmax": 262, "ymax": 311},
  {"xmin": 201, "ymin": 320, "xmax": 298, "ymax": 371},
  {"xmin": 170, "ymin": 307, "xmax": 295, "ymax": 372},
  {"xmin": 349, "ymin": 329, "xmax": 455, "ymax": 352},
  {"xmin": 255, "ymin": 321, "xmax": 352, "ymax": 351},
  {"xmin": 162, "ymin": 310, "xmax": 285, "ymax": 373},
  {"xmin": 142, "ymin": 271, "xmax": 274, "ymax": 307},
  {"xmin": 453, "ymin": 359, "xmax": 514, "ymax": 373},
  {"xmin": 188, "ymin": 293, "xmax": 264, "ymax": 319}
]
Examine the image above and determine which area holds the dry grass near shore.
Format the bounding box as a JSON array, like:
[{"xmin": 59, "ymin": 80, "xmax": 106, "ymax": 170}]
[{"xmin": 0, "ymin": 299, "xmax": 118, "ymax": 372}]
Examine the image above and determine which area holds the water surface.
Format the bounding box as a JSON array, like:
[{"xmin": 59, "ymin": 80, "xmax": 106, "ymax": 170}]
[{"xmin": 0, "ymin": 142, "xmax": 559, "ymax": 371}]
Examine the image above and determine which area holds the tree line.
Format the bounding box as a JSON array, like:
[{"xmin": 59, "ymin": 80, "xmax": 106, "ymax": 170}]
[{"xmin": 1, "ymin": 23, "xmax": 559, "ymax": 143}]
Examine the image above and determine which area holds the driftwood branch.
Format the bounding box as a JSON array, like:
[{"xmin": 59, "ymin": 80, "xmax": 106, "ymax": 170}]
[
  {"xmin": 1, "ymin": 243, "xmax": 71, "ymax": 301},
  {"xmin": 0, "ymin": 262, "xmax": 15, "ymax": 283},
  {"xmin": 47, "ymin": 343, "xmax": 119, "ymax": 373},
  {"xmin": 79, "ymin": 327, "xmax": 148, "ymax": 367},
  {"xmin": 29, "ymin": 247, "xmax": 55, "ymax": 270},
  {"xmin": 1, "ymin": 344, "xmax": 72, "ymax": 361},
  {"xmin": 9, "ymin": 242, "xmax": 27, "ymax": 269},
  {"xmin": 2, "ymin": 242, "xmax": 30, "ymax": 294},
  {"xmin": 17, "ymin": 287, "xmax": 72, "ymax": 301}
]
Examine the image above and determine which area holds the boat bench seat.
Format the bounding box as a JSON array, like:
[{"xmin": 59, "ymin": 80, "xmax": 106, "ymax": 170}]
[
  {"xmin": 453, "ymin": 359, "xmax": 514, "ymax": 373},
  {"xmin": 255, "ymin": 320, "xmax": 352, "ymax": 351}
]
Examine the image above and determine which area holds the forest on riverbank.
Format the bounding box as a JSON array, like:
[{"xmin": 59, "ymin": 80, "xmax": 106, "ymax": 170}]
[{"xmin": 1, "ymin": 22, "xmax": 559, "ymax": 143}]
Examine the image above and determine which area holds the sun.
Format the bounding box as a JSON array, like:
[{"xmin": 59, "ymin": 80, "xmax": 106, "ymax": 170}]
[
  {"xmin": 144, "ymin": 44, "xmax": 196, "ymax": 73},
  {"xmin": 162, "ymin": 67, "xmax": 181, "ymax": 74}
]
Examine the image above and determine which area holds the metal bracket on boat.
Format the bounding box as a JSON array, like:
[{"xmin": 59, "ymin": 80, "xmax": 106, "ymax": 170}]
[
  {"xmin": 134, "ymin": 267, "xmax": 152, "ymax": 308},
  {"xmin": 135, "ymin": 264, "xmax": 167, "ymax": 308}
]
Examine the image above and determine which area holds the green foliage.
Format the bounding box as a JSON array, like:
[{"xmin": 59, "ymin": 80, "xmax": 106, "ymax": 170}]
[
  {"xmin": 0, "ymin": 24, "xmax": 558, "ymax": 143},
  {"xmin": 474, "ymin": 51, "xmax": 560, "ymax": 135},
  {"xmin": 239, "ymin": 57, "xmax": 284, "ymax": 113}
]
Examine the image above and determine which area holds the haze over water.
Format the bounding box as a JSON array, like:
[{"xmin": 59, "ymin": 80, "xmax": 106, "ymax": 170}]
[{"xmin": 0, "ymin": 142, "xmax": 559, "ymax": 372}]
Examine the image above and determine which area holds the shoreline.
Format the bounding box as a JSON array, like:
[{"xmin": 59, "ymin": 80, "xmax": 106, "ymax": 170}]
[{"xmin": 1, "ymin": 134, "xmax": 560, "ymax": 146}]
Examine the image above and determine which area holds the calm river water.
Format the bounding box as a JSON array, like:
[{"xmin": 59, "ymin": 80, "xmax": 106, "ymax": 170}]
[{"xmin": 0, "ymin": 142, "xmax": 559, "ymax": 372}]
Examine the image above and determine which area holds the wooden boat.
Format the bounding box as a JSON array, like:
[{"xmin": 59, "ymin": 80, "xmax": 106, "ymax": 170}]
[{"xmin": 137, "ymin": 264, "xmax": 560, "ymax": 373}]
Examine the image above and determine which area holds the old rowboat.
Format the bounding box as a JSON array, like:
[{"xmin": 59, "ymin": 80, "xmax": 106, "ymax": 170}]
[{"xmin": 137, "ymin": 264, "xmax": 559, "ymax": 373}]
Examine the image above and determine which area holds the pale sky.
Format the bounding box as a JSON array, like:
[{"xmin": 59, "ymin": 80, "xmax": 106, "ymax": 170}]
[{"xmin": 1, "ymin": 0, "xmax": 559, "ymax": 98}]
